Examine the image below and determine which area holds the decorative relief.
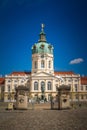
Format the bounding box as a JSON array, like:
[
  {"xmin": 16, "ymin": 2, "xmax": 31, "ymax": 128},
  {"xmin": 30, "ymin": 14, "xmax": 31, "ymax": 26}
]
[{"xmin": 19, "ymin": 98, "xmax": 24, "ymax": 103}]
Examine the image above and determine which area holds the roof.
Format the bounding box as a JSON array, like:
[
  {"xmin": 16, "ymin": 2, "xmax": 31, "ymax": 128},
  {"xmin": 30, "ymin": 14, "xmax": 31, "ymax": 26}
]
[
  {"xmin": 10, "ymin": 71, "xmax": 75, "ymax": 76},
  {"xmin": 54, "ymin": 71, "xmax": 75, "ymax": 75},
  {"xmin": 0, "ymin": 78, "xmax": 5, "ymax": 85},
  {"xmin": 81, "ymin": 77, "xmax": 87, "ymax": 85},
  {"xmin": 10, "ymin": 72, "xmax": 31, "ymax": 76},
  {"xmin": 32, "ymin": 42, "xmax": 53, "ymax": 55}
]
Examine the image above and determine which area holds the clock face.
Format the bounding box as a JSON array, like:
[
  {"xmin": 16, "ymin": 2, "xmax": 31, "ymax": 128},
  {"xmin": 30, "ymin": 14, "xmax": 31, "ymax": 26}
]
[{"xmin": 41, "ymin": 55, "xmax": 44, "ymax": 58}]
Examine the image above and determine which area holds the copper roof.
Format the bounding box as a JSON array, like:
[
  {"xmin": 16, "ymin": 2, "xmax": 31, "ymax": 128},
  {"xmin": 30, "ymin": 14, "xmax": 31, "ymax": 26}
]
[
  {"xmin": 10, "ymin": 71, "xmax": 31, "ymax": 76},
  {"xmin": 81, "ymin": 77, "xmax": 87, "ymax": 85},
  {"xmin": 54, "ymin": 71, "xmax": 75, "ymax": 75},
  {"xmin": 0, "ymin": 78, "xmax": 5, "ymax": 85}
]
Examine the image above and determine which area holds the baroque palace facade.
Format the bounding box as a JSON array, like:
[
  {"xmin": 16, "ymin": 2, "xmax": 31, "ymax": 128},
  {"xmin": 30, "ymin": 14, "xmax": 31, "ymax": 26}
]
[{"xmin": 0, "ymin": 25, "xmax": 87, "ymax": 102}]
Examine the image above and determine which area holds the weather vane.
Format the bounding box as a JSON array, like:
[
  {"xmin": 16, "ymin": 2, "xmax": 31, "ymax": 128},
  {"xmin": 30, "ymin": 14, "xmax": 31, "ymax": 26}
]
[{"xmin": 41, "ymin": 23, "xmax": 45, "ymax": 31}]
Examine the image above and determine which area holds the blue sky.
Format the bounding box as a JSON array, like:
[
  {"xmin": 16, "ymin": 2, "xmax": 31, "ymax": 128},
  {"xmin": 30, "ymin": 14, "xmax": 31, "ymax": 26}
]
[{"xmin": 0, "ymin": 0, "xmax": 87, "ymax": 76}]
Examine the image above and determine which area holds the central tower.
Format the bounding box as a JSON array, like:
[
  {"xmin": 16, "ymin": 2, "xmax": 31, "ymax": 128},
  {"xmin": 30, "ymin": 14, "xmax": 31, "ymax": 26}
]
[{"xmin": 31, "ymin": 24, "xmax": 54, "ymax": 74}]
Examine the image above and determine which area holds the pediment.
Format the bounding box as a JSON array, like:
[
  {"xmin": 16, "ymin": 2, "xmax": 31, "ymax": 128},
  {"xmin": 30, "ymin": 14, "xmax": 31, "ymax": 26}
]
[{"xmin": 31, "ymin": 72, "xmax": 54, "ymax": 77}]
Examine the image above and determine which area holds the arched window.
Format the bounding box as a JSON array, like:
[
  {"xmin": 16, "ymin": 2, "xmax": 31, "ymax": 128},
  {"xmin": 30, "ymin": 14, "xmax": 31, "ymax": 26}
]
[
  {"xmin": 47, "ymin": 81, "xmax": 52, "ymax": 90},
  {"xmin": 34, "ymin": 82, "xmax": 38, "ymax": 90},
  {"xmin": 41, "ymin": 60, "xmax": 44, "ymax": 68},
  {"xmin": 41, "ymin": 81, "xmax": 45, "ymax": 92},
  {"xmin": 35, "ymin": 61, "xmax": 37, "ymax": 69},
  {"xmin": 48, "ymin": 61, "xmax": 51, "ymax": 68}
]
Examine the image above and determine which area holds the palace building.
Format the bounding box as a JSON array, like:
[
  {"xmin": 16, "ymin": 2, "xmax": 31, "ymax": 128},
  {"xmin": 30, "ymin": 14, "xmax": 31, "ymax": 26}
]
[{"xmin": 0, "ymin": 24, "xmax": 87, "ymax": 102}]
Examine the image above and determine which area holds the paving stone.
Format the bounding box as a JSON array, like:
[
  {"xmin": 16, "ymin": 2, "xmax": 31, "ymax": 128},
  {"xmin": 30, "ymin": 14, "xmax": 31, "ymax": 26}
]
[{"xmin": 0, "ymin": 103, "xmax": 87, "ymax": 130}]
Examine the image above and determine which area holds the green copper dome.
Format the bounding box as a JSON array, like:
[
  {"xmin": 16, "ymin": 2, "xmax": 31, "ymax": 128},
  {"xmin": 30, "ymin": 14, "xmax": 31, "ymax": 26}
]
[
  {"xmin": 32, "ymin": 42, "xmax": 53, "ymax": 54},
  {"xmin": 31, "ymin": 24, "xmax": 54, "ymax": 54}
]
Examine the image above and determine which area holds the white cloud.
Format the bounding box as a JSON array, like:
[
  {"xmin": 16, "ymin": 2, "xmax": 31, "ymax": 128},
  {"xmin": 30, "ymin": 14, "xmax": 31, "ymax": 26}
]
[{"xmin": 69, "ymin": 58, "xmax": 84, "ymax": 65}]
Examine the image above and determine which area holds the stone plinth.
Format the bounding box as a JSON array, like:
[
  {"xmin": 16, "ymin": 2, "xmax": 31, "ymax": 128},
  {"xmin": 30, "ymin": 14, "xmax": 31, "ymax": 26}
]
[
  {"xmin": 16, "ymin": 85, "xmax": 29, "ymax": 110},
  {"xmin": 57, "ymin": 85, "xmax": 71, "ymax": 110},
  {"xmin": 8, "ymin": 102, "xmax": 13, "ymax": 110}
]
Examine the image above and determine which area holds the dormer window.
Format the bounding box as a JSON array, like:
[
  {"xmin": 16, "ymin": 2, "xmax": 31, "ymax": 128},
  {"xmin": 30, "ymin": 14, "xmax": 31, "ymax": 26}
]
[
  {"xmin": 33, "ymin": 45, "xmax": 36, "ymax": 49},
  {"xmin": 40, "ymin": 44, "xmax": 44, "ymax": 49}
]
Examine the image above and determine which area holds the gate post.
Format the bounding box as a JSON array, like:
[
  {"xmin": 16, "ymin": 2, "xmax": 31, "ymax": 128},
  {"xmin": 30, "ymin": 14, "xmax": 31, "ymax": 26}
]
[
  {"xmin": 57, "ymin": 85, "xmax": 71, "ymax": 110},
  {"xmin": 16, "ymin": 85, "xmax": 29, "ymax": 110}
]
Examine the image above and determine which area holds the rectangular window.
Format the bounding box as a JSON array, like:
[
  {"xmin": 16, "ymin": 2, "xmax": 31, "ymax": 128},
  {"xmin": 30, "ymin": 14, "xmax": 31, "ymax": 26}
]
[
  {"xmin": 56, "ymin": 80, "xmax": 58, "ymax": 82},
  {"xmin": 48, "ymin": 61, "xmax": 51, "ymax": 68},
  {"xmin": 34, "ymin": 82, "xmax": 38, "ymax": 90},
  {"xmin": 35, "ymin": 61, "xmax": 37, "ymax": 69},
  {"xmin": 75, "ymin": 84, "xmax": 78, "ymax": 92},
  {"xmin": 8, "ymin": 95, "xmax": 10, "ymax": 100},
  {"xmin": 8, "ymin": 85, "xmax": 10, "ymax": 92},
  {"xmin": 81, "ymin": 95, "xmax": 83, "ymax": 99},
  {"xmin": 75, "ymin": 80, "xmax": 77, "ymax": 82},
  {"xmin": 8, "ymin": 80, "xmax": 11, "ymax": 83},
  {"xmin": 14, "ymin": 80, "xmax": 17, "ymax": 83},
  {"xmin": 68, "ymin": 80, "xmax": 71, "ymax": 82},
  {"xmin": 14, "ymin": 84, "xmax": 17, "ymax": 91},
  {"xmin": 86, "ymin": 95, "xmax": 87, "ymax": 99},
  {"xmin": 86, "ymin": 86, "xmax": 87, "ymax": 90},
  {"xmin": 75, "ymin": 95, "xmax": 78, "ymax": 99},
  {"xmin": 68, "ymin": 84, "xmax": 71, "ymax": 87},
  {"xmin": 81, "ymin": 85, "xmax": 83, "ymax": 90},
  {"xmin": 56, "ymin": 86, "xmax": 58, "ymax": 91},
  {"xmin": 21, "ymin": 80, "xmax": 24, "ymax": 83}
]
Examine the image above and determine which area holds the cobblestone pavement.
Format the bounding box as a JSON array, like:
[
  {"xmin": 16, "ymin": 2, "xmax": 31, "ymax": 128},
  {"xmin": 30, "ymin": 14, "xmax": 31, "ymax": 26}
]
[{"xmin": 0, "ymin": 104, "xmax": 87, "ymax": 130}]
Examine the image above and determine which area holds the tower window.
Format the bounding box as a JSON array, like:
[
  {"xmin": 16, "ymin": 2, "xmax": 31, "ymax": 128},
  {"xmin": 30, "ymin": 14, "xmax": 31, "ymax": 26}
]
[
  {"xmin": 47, "ymin": 82, "xmax": 52, "ymax": 90},
  {"xmin": 41, "ymin": 60, "xmax": 44, "ymax": 68},
  {"xmin": 35, "ymin": 61, "xmax": 37, "ymax": 69},
  {"xmin": 48, "ymin": 61, "xmax": 51, "ymax": 68},
  {"xmin": 34, "ymin": 82, "xmax": 38, "ymax": 90}
]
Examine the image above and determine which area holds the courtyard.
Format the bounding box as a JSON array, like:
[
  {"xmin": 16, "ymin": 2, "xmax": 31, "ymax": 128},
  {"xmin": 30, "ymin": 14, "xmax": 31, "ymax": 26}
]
[{"xmin": 0, "ymin": 102, "xmax": 87, "ymax": 130}]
